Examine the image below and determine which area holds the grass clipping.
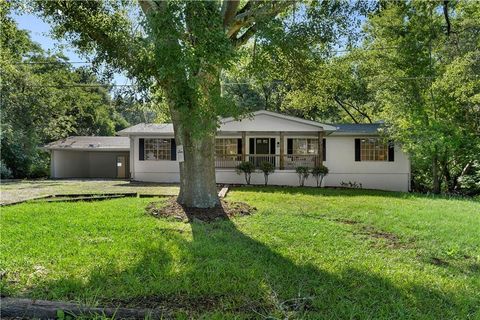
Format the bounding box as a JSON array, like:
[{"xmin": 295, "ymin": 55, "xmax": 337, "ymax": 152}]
[{"xmin": 146, "ymin": 197, "xmax": 256, "ymax": 222}]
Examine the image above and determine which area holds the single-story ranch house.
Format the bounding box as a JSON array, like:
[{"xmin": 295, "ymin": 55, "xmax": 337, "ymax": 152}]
[{"xmin": 45, "ymin": 110, "xmax": 411, "ymax": 192}]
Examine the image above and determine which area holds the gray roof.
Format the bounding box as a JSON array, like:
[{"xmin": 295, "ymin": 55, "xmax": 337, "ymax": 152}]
[
  {"xmin": 116, "ymin": 122, "xmax": 384, "ymax": 135},
  {"xmin": 117, "ymin": 123, "xmax": 174, "ymax": 135},
  {"xmin": 44, "ymin": 136, "xmax": 130, "ymax": 151},
  {"xmin": 331, "ymin": 123, "xmax": 383, "ymax": 135}
]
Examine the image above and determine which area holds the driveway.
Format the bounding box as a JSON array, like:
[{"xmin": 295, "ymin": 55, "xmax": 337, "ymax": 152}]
[{"xmin": 0, "ymin": 179, "xmax": 179, "ymax": 205}]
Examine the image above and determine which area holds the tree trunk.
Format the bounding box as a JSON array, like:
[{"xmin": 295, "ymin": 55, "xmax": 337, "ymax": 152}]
[
  {"xmin": 174, "ymin": 121, "xmax": 219, "ymax": 208},
  {"xmin": 432, "ymin": 151, "xmax": 441, "ymax": 194}
]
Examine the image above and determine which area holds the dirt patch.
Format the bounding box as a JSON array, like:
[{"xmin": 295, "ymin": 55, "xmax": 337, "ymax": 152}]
[
  {"xmin": 355, "ymin": 225, "xmax": 408, "ymax": 249},
  {"xmin": 430, "ymin": 257, "xmax": 449, "ymax": 266},
  {"xmin": 332, "ymin": 218, "xmax": 360, "ymax": 225},
  {"xmin": 146, "ymin": 197, "xmax": 256, "ymax": 222}
]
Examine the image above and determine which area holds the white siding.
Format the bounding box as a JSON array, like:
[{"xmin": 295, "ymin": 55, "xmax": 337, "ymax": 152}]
[{"xmin": 131, "ymin": 135, "xmax": 410, "ymax": 192}]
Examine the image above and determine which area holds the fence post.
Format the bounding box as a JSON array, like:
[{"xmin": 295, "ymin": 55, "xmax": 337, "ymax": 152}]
[
  {"xmin": 280, "ymin": 132, "xmax": 285, "ymax": 170},
  {"xmin": 317, "ymin": 131, "xmax": 324, "ymax": 166},
  {"xmin": 241, "ymin": 131, "xmax": 246, "ymax": 162}
]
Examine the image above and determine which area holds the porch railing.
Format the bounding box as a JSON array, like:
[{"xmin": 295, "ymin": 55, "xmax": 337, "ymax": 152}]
[{"xmin": 214, "ymin": 154, "xmax": 319, "ymax": 169}]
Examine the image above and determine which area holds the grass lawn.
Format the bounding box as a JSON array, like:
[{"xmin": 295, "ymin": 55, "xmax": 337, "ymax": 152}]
[
  {"xmin": 1, "ymin": 187, "xmax": 479, "ymax": 319},
  {"xmin": 0, "ymin": 179, "xmax": 179, "ymax": 204}
]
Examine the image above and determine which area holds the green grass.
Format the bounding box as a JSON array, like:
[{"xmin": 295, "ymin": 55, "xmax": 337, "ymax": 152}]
[{"xmin": 1, "ymin": 187, "xmax": 479, "ymax": 319}]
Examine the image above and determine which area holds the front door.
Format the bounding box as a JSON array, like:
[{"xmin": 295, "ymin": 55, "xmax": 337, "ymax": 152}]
[
  {"xmin": 255, "ymin": 138, "xmax": 275, "ymax": 167},
  {"xmin": 255, "ymin": 138, "xmax": 270, "ymax": 154},
  {"xmin": 116, "ymin": 156, "xmax": 126, "ymax": 178}
]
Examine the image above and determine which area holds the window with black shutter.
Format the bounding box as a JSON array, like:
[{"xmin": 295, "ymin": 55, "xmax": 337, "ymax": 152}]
[
  {"xmin": 170, "ymin": 138, "xmax": 177, "ymax": 161},
  {"xmin": 388, "ymin": 141, "xmax": 395, "ymax": 162},
  {"xmin": 270, "ymin": 138, "xmax": 276, "ymax": 154},
  {"xmin": 355, "ymin": 139, "xmax": 361, "ymax": 161},
  {"xmin": 323, "ymin": 138, "xmax": 326, "ymax": 161},
  {"xmin": 287, "ymin": 138, "xmax": 293, "ymax": 155},
  {"xmin": 139, "ymin": 138, "xmax": 145, "ymax": 161}
]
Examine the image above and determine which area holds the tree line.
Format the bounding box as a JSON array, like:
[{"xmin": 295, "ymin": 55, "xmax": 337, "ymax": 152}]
[{"xmin": 0, "ymin": 11, "xmax": 161, "ymax": 178}]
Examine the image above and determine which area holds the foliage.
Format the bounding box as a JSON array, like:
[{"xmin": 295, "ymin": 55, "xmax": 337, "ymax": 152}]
[
  {"xmin": 360, "ymin": 1, "xmax": 480, "ymax": 194},
  {"xmin": 1, "ymin": 190, "xmax": 479, "ymax": 318},
  {"xmin": 236, "ymin": 161, "xmax": 256, "ymax": 185},
  {"xmin": 259, "ymin": 161, "xmax": 275, "ymax": 186},
  {"xmin": 0, "ymin": 7, "xmax": 129, "ymax": 178},
  {"xmin": 340, "ymin": 181, "xmax": 363, "ymax": 189},
  {"xmin": 295, "ymin": 166, "xmax": 310, "ymax": 187},
  {"xmin": 311, "ymin": 165, "xmax": 329, "ymax": 187},
  {"xmin": 0, "ymin": 161, "xmax": 13, "ymax": 179}
]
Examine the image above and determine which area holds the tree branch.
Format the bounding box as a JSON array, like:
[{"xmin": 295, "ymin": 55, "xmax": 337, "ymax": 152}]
[
  {"xmin": 333, "ymin": 96, "xmax": 359, "ymax": 123},
  {"xmin": 222, "ymin": 0, "xmax": 241, "ymax": 28},
  {"xmin": 443, "ymin": 0, "xmax": 451, "ymax": 36},
  {"xmin": 233, "ymin": 24, "xmax": 257, "ymax": 47},
  {"xmin": 227, "ymin": 1, "xmax": 294, "ymax": 41},
  {"xmin": 343, "ymin": 100, "xmax": 373, "ymax": 123}
]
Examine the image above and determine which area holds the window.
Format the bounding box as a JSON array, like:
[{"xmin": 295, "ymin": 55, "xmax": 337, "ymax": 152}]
[
  {"xmin": 292, "ymin": 138, "xmax": 318, "ymax": 154},
  {"xmin": 216, "ymin": 138, "xmax": 238, "ymax": 156},
  {"xmin": 360, "ymin": 138, "xmax": 389, "ymax": 161},
  {"xmin": 144, "ymin": 138, "xmax": 171, "ymax": 160}
]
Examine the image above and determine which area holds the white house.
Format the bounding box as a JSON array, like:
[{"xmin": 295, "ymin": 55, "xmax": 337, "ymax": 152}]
[{"xmin": 46, "ymin": 110, "xmax": 411, "ymax": 192}]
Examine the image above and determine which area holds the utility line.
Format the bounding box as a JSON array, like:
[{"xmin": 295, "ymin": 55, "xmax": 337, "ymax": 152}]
[{"xmin": 10, "ymin": 46, "xmax": 409, "ymax": 65}]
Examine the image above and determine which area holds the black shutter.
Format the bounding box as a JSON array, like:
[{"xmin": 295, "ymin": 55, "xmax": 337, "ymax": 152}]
[
  {"xmin": 323, "ymin": 138, "xmax": 326, "ymax": 161},
  {"xmin": 170, "ymin": 138, "xmax": 177, "ymax": 161},
  {"xmin": 139, "ymin": 138, "xmax": 145, "ymax": 161},
  {"xmin": 237, "ymin": 138, "xmax": 242, "ymax": 155},
  {"xmin": 287, "ymin": 138, "xmax": 293, "ymax": 154},
  {"xmin": 249, "ymin": 138, "xmax": 255, "ymax": 154},
  {"xmin": 355, "ymin": 138, "xmax": 361, "ymax": 161},
  {"xmin": 270, "ymin": 138, "xmax": 276, "ymax": 154},
  {"xmin": 388, "ymin": 141, "xmax": 395, "ymax": 162}
]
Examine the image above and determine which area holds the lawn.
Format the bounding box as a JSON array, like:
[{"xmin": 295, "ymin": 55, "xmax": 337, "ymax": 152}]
[
  {"xmin": 1, "ymin": 187, "xmax": 479, "ymax": 319},
  {"xmin": 0, "ymin": 179, "xmax": 179, "ymax": 205}
]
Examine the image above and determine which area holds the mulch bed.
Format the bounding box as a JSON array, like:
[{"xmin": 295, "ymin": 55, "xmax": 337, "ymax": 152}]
[{"xmin": 146, "ymin": 197, "xmax": 256, "ymax": 222}]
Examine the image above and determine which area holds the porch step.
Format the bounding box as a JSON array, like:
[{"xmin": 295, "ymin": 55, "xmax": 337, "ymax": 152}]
[{"xmin": 218, "ymin": 186, "xmax": 229, "ymax": 198}]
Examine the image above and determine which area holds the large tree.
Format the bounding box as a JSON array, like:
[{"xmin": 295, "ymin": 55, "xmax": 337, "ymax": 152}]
[{"xmin": 28, "ymin": 0, "xmax": 364, "ymax": 207}]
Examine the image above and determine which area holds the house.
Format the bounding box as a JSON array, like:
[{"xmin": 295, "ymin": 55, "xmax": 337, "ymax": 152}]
[{"xmin": 45, "ymin": 110, "xmax": 411, "ymax": 192}]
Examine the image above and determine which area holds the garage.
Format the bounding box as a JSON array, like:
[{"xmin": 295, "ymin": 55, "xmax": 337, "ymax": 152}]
[{"xmin": 45, "ymin": 137, "xmax": 130, "ymax": 179}]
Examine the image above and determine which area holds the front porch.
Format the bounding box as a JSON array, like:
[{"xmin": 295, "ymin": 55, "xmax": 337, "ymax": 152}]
[
  {"xmin": 215, "ymin": 154, "xmax": 321, "ymax": 169},
  {"xmin": 214, "ymin": 132, "xmax": 325, "ymax": 170}
]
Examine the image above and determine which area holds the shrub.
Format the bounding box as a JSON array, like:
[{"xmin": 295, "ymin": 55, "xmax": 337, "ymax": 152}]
[
  {"xmin": 236, "ymin": 161, "xmax": 256, "ymax": 185},
  {"xmin": 311, "ymin": 165, "xmax": 329, "ymax": 187},
  {"xmin": 295, "ymin": 166, "xmax": 310, "ymax": 187},
  {"xmin": 0, "ymin": 161, "xmax": 13, "ymax": 179},
  {"xmin": 340, "ymin": 181, "xmax": 363, "ymax": 189},
  {"xmin": 259, "ymin": 161, "xmax": 275, "ymax": 186}
]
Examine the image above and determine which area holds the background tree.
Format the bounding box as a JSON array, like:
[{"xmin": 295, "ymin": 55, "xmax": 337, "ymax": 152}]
[
  {"xmin": 1, "ymin": 8, "xmax": 128, "ymax": 178},
  {"xmin": 29, "ymin": 0, "xmax": 366, "ymax": 207}
]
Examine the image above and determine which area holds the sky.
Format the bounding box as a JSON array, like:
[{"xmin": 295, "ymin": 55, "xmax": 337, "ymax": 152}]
[{"xmin": 12, "ymin": 13, "xmax": 128, "ymax": 85}]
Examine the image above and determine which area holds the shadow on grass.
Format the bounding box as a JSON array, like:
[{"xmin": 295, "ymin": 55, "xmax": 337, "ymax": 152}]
[
  {"xmin": 112, "ymin": 181, "xmax": 179, "ymax": 188},
  {"xmin": 31, "ymin": 207, "xmax": 473, "ymax": 319}
]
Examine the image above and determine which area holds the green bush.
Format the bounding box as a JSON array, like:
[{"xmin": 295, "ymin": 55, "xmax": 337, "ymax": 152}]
[
  {"xmin": 0, "ymin": 161, "xmax": 13, "ymax": 179},
  {"xmin": 259, "ymin": 161, "xmax": 275, "ymax": 186},
  {"xmin": 311, "ymin": 165, "xmax": 329, "ymax": 187},
  {"xmin": 236, "ymin": 161, "xmax": 256, "ymax": 185},
  {"xmin": 295, "ymin": 166, "xmax": 310, "ymax": 187}
]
